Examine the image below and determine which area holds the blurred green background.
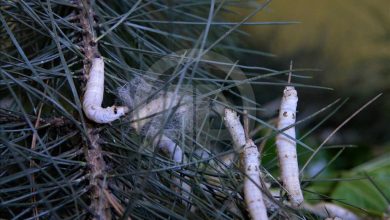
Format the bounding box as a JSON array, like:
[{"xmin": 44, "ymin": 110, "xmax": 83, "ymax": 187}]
[
  {"xmin": 240, "ymin": 0, "xmax": 389, "ymax": 158},
  {"xmin": 239, "ymin": 2, "xmax": 390, "ymax": 215}
]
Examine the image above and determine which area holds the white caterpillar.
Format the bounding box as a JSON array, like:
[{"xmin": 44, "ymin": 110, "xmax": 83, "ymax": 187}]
[
  {"xmin": 223, "ymin": 109, "xmax": 246, "ymax": 151},
  {"xmin": 276, "ymin": 65, "xmax": 304, "ymax": 207},
  {"xmin": 304, "ymin": 202, "xmax": 361, "ymax": 220},
  {"xmin": 130, "ymin": 91, "xmax": 192, "ymax": 135},
  {"xmin": 118, "ymin": 77, "xmax": 199, "ymax": 205},
  {"xmin": 83, "ymin": 57, "xmax": 129, "ymax": 123},
  {"xmin": 224, "ymin": 109, "xmax": 268, "ymax": 220}
]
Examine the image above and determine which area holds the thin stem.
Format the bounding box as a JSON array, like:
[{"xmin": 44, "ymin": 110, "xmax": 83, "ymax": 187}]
[
  {"xmin": 30, "ymin": 102, "xmax": 43, "ymax": 220},
  {"xmin": 75, "ymin": 0, "xmax": 126, "ymax": 219},
  {"xmin": 288, "ymin": 60, "xmax": 293, "ymax": 84},
  {"xmin": 243, "ymin": 110, "xmax": 249, "ymax": 140}
]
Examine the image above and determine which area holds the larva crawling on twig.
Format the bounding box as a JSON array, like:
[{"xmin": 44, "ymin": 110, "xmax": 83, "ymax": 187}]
[
  {"xmin": 224, "ymin": 108, "xmax": 268, "ymax": 220},
  {"xmin": 83, "ymin": 57, "xmax": 129, "ymax": 123},
  {"xmin": 276, "ymin": 61, "xmax": 304, "ymax": 207}
]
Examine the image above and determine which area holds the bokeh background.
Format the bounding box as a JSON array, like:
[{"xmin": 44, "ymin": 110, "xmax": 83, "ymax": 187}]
[
  {"xmin": 234, "ymin": 2, "xmax": 390, "ymax": 213},
  {"xmin": 236, "ymin": 0, "xmax": 389, "ymax": 165}
]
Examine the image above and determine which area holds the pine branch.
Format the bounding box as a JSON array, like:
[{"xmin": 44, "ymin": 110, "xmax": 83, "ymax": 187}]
[
  {"xmin": 74, "ymin": 0, "xmax": 125, "ymax": 219},
  {"xmin": 0, "ymin": 109, "xmax": 72, "ymax": 128}
]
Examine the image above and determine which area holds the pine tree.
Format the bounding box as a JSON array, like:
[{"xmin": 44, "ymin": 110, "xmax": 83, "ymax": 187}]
[{"xmin": 0, "ymin": 1, "xmax": 374, "ymax": 219}]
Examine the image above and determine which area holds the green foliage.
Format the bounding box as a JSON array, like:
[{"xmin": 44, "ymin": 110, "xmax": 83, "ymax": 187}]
[{"xmin": 331, "ymin": 153, "xmax": 390, "ymax": 217}]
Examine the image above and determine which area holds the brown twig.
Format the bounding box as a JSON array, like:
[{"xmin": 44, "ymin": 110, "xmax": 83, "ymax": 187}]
[
  {"xmin": 85, "ymin": 130, "xmax": 111, "ymax": 219},
  {"xmin": 288, "ymin": 60, "xmax": 293, "ymax": 84},
  {"xmin": 242, "ymin": 110, "xmax": 249, "ymax": 140},
  {"xmin": 103, "ymin": 189, "xmax": 131, "ymax": 219},
  {"xmin": 30, "ymin": 102, "xmax": 43, "ymax": 220},
  {"xmin": 0, "ymin": 113, "xmax": 72, "ymax": 128},
  {"xmin": 75, "ymin": 0, "xmax": 115, "ymax": 219},
  {"xmin": 75, "ymin": 0, "xmax": 130, "ymax": 219}
]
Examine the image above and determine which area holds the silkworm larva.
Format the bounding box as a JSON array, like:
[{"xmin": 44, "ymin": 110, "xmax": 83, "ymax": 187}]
[
  {"xmin": 130, "ymin": 92, "xmax": 190, "ymax": 133},
  {"xmin": 224, "ymin": 109, "xmax": 268, "ymax": 220},
  {"xmin": 304, "ymin": 202, "xmax": 361, "ymax": 220},
  {"xmin": 83, "ymin": 58, "xmax": 129, "ymax": 123},
  {"xmin": 276, "ymin": 84, "xmax": 304, "ymax": 207},
  {"xmin": 223, "ymin": 108, "xmax": 246, "ymax": 150}
]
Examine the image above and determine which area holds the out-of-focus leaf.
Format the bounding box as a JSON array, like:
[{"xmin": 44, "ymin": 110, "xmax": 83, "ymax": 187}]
[{"xmin": 331, "ymin": 153, "xmax": 390, "ymax": 216}]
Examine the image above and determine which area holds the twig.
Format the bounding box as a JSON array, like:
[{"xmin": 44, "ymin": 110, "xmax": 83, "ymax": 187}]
[
  {"xmin": 0, "ymin": 113, "xmax": 72, "ymax": 128},
  {"xmin": 86, "ymin": 131, "xmax": 111, "ymax": 219},
  {"xmin": 103, "ymin": 189, "xmax": 128, "ymax": 218},
  {"xmin": 243, "ymin": 110, "xmax": 250, "ymax": 140},
  {"xmin": 30, "ymin": 102, "xmax": 43, "ymax": 220},
  {"xmin": 288, "ymin": 60, "xmax": 293, "ymax": 84},
  {"xmin": 75, "ymin": 0, "xmax": 125, "ymax": 219}
]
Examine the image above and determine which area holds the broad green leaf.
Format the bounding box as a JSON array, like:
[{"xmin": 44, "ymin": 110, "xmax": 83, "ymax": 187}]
[{"xmin": 331, "ymin": 153, "xmax": 390, "ymax": 216}]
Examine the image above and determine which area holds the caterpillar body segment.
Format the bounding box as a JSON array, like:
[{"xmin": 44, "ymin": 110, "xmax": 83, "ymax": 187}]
[
  {"xmin": 224, "ymin": 109, "xmax": 268, "ymax": 220},
  {"xmin": 83, "ymin": 58, "xmax": 129, "ymax": 123},
  {"xmin": 243, "ymin": 139, "xmax": 268, "ymax": 220},
  {"xmin": 276, "ymin": 85, "xmax": 304, "ymax": 207},
  {"xmin": 223, "ymin": 108, "xmax": 246, "ymax": 151}
]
